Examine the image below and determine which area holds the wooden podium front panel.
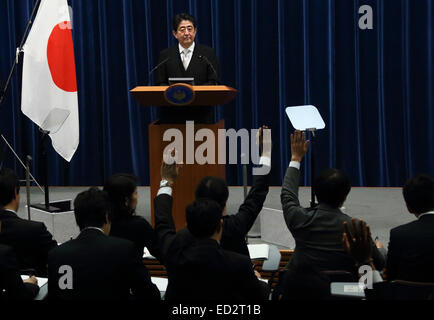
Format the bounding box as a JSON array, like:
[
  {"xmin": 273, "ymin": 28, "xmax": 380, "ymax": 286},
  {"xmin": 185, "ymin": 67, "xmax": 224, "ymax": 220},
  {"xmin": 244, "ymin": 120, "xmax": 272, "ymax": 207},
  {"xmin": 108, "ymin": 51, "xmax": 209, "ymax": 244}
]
[
  {"xmin": 148, "ymin": 119, "xmax": 226, "ymax": 230},
  {"xmin": 131, "ymin": 86, "xmax": 237, "ymax": 106}
]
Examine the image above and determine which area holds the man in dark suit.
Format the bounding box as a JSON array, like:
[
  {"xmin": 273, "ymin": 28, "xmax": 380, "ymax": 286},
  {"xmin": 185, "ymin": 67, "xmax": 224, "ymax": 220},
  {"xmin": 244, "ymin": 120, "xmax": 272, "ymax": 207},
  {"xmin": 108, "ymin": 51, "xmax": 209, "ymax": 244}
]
[
  {"xmin": 155, "ymin": 13, "xmax": 220, "ymax": 123},
  {"xmin": 189, "ymin": 125, "xmax": 271, "ymax": 257},
  {"xmin": 386, "ymin": 174, "xmax": 434, "ymax": 282},
  {"xmin": 0, "ymin": 168, "xmax": 57, "ymax": 276},
  {"xmin": 154, "ymin": 160, "xmax": 269, "ymax": 301},
  {"xmin": 47, "ymin": 188, "xmax": 160, "ymax": 300},
  {"xmin": 104, "ymin": 173, "xmax": 161, "ymax": 261},
  {"xmin": 281, "ymin": 131, "xmax": 385, "ymax": 276},
  {"xmin": 0, "ymin": 243, "xmax": 39, "ymax": 300},
  {"xmin": 155, "ymin": 13, "xmax": 219, "ymax": 86}
]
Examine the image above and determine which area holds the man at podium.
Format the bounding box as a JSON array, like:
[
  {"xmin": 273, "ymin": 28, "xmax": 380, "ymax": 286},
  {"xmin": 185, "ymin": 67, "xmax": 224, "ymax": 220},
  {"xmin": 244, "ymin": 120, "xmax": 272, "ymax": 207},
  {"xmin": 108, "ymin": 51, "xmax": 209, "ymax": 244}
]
[{"xmin": 155, "ymin": 13, "xmax": 220, "ymax": 86}]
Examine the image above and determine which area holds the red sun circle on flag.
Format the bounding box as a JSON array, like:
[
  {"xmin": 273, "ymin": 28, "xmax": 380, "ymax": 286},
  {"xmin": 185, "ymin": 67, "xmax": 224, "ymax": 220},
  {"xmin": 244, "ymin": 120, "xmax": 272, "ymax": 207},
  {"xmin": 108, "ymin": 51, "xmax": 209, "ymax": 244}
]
[{"xmin": 47, "ymin": 21, "xmax": 77, "ymax": 92}]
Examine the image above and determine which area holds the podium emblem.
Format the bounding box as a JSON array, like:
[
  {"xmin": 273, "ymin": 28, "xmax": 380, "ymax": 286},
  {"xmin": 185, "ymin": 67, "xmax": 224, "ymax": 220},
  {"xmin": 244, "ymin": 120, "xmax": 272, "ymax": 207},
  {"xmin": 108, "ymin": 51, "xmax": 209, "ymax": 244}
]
[{"xmin": 164, "ymin": 83, "xmax": 195, "ymax": 106}]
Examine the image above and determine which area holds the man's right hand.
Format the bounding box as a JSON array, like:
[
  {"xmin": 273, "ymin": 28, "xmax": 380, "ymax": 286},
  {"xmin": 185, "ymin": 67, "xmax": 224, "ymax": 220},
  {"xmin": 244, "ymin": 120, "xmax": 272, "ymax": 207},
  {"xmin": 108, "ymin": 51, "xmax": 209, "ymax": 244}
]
[
  {"xmin": 161, "ymin": 149, "xmax": 182, "ymax": 185},
  {"xmin": 23, "ymin": 276, "xmax": 38, "ymax": 286},
  {"xmin": 290, "ymin": 130, "xmax": 309, "ymax": 162},
  {"xmin": 254, "ymin": 270, "xmax": 262, "ymax": 279}
]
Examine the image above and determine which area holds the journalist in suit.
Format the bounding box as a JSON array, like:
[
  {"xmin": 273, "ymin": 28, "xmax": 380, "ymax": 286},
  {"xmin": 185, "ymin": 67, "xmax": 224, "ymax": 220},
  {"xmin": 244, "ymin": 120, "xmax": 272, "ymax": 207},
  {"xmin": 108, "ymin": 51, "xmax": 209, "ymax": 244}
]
[
  {"xmin": 0, "ymin": 243, "xmax": 39, "ymax": 300},
  {"xmin": 155, "ymin": 13, "xmax": 220, "ymax": 86},
  {"xmin": 281, "ymin": 131, "xmax": 385, "ymax": 276},
  {"xmin": 183, "ymin": 126, "xmax": 271, "ymax": 257},
  {"xmin": 154, "ymin": 159, "xmax": 269, "ymax": 301},
  {"xmin": 386, "ymin": 174, "xmax": 434, "ymax": 282},
  {"xmin": 0, "ymin": 168, "xmax": 57, "ymax": 277},
  {"xmin": 48, "ymin": 188, "xmax": 160, "ymax": 301},
  {"xmin": 104, "ymin": 173, "xmax": 161, "ymax": 261}
]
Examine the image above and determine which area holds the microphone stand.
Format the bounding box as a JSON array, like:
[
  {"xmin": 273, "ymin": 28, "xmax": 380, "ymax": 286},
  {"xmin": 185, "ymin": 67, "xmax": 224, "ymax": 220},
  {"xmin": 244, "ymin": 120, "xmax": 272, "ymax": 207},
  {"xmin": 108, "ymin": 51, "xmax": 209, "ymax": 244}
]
[
  {"xmin": 26, "ymin": 155, "xmax": 32, "ymax": 220},
  {"xmin": 147, "ymin": 58, "xmax": 169, "ymax": 85},
  {"xmin": 198, "ymin": 55, "xmax": 219, "ymax": 85},
  {"xmin": 31, "ymin": 129, "xmax": 61, "ymax": 212},
  {"xmin": 0, "ymin": 0, "xmax": 44, "ymax": 197}
]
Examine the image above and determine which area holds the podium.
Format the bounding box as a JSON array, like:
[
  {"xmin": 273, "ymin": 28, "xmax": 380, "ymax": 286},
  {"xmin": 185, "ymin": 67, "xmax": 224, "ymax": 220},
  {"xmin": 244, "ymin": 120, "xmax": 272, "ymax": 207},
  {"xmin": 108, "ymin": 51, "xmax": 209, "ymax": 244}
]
[{"xmin": 130, "ymin": 85, "xmax": 237, "ymax": 230}]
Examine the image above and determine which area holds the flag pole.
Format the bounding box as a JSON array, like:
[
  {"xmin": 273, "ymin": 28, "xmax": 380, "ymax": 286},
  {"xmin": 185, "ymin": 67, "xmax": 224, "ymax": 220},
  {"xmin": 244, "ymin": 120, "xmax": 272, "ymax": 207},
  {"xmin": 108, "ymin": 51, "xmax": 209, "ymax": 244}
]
[
  {"xmin": 0, "ymin": 0, "xmax": 41, "ymax": 107},
  {"xmin": 0, "ymin": 0, "xmax": 43, "ymax": 195}
]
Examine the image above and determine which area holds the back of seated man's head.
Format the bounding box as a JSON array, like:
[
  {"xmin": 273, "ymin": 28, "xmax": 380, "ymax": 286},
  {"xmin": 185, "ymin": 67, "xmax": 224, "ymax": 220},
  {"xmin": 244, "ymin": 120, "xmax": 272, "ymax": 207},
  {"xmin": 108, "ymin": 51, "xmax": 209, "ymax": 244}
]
[
  {"xmin": 0, "ymin": 168, "xmax": 20, "ymax": 208},
  {"xmin": 74, "ymin": 188, "xmax": 112, "ymax": 231},
  {"xmin": 186, "ymin": 198, "xmax": 223, "ymax": 239},
  {"xmin": 195, "ymin": 176, "xmax": 229, "ymax": 211},
  {"xmin": 403, "ymin": 174, "xmax": 434, "ymax": 215},
  {"xmin": 314, "ymin": 168, "xmax": 351, "ymax": 208}
]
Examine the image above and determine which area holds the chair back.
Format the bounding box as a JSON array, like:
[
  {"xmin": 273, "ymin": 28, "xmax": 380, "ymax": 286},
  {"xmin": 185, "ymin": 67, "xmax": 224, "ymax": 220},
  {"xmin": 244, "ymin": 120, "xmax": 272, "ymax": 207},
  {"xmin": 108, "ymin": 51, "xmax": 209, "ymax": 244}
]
[{"xmin": 321, "ymin": 270, "xmax": 358, "ymax": 283}]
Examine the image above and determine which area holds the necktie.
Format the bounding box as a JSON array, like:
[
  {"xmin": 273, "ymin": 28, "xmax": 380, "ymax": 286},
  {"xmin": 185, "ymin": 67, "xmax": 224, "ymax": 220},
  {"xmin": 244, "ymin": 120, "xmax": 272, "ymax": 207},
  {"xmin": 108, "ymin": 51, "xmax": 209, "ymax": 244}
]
[{"xmin": 182, "ymin": 49, "xmax": 190, "ymax": 70}]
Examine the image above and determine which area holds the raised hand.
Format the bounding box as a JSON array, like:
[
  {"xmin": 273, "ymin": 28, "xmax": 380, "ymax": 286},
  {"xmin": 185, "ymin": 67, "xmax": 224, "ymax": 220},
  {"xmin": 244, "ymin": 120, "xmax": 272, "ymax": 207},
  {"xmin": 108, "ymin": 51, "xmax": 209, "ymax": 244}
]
[
  {"xmin": 161, "ymin": 149, "xmax": 182, "ymax": 185},
  {"xmin": 290, "ymin": 130, "xmax": 309, "ymax": 162},
  {"xmin": 257, "ymin": 125, "xmax": 272, "ymax": 157},
  {"xmin": 343, "ymin": 218, "xmax": 374, "ymax": 267},
  {"xmin": 23, "ymin": 276, "xmax": 38, "ymax": 286}
]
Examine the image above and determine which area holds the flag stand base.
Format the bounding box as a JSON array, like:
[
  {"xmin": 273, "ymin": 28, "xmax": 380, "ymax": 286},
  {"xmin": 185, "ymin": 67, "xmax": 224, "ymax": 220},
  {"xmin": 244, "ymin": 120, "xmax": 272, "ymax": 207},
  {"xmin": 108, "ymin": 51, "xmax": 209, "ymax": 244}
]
[{"xmin": 30, "ymin": 200, "xmax": 71, "ymax": 213}]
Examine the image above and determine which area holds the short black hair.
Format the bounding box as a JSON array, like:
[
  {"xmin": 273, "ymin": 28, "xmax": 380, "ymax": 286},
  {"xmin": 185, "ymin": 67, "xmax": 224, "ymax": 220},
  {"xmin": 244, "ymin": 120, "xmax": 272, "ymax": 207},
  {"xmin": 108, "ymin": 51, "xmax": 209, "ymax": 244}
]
[
  {"xmin": 403, "ymin": 174, "xmax": 434, "ymax": 214},
  {"xmin": 195, "ymin": 176, "xmax": 229, "ymax": 209},
  {"xmin": 103, "ymin": 173, "xmax": 138, "ymax": 221},
  {"xmin": 314, "ymin": 168, "xmax": 351, "ymax": 208},
  {"xmin": 173, "ymin": 13, "xmax": 196, "ymax": 31},
  {"xmin": 0, "ymin": 168, "xmax": 20, "ymax": 207},
  {"xmin": 186, "ymin": 198, "xmax": 223, "ymax": 238},
  {"xmin": 73, "ymin": 187, "xmax": 112, "ymax": 230}
]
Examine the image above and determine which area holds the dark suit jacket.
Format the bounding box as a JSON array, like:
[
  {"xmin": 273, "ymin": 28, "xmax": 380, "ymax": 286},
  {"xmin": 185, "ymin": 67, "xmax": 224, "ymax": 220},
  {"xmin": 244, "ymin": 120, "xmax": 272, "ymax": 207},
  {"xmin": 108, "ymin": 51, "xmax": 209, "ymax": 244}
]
[
  {"xmin": 0, "ymin": 209, "xmax": 57, "ymax": 276},
  {"xmin": 386, "ymin": 214, "xmax": 434, "ymax": 282},
  {"xmin": 47, "ymin": 228, "xmax": 160, "ymax": 301},
  {"xmin": 219, "ymin": 171, "xmax": 270, "ymax": 256},
  {"xmin": 110, "ymin": 215, "xmax": 161, "ymax": 261},
  {"xmin": 175, "ymin": 170, "xmax": 270, "ymax": 257},
  {"xmin": 281, "ymin": 167, "xmax": 386, "ymax": 274},
  {"xmin": 0, "ymin": 244, "xmax": 39, "ymax": 300},
  {"xmin": 155, "ymin": 43, "xmax": 220, "ymax": 85},
  {"xmin": 154, "ymin": 194, "xmax": 269, "ymax": 301}
]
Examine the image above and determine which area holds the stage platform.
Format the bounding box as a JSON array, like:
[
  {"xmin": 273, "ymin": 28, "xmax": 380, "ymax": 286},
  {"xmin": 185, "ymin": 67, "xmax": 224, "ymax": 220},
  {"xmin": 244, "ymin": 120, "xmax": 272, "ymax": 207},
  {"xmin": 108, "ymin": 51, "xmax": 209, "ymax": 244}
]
[{"xmin": 17, "ymin": 186, "xmax": 413, "ymax": 248}]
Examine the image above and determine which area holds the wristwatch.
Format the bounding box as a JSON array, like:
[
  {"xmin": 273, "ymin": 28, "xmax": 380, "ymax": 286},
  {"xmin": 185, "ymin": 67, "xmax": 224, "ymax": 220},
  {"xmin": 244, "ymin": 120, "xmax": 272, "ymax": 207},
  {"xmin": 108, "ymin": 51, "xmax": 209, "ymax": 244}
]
[{"xmin": 160, "ymin": 179, "xmax": 173, "ymax": 188}]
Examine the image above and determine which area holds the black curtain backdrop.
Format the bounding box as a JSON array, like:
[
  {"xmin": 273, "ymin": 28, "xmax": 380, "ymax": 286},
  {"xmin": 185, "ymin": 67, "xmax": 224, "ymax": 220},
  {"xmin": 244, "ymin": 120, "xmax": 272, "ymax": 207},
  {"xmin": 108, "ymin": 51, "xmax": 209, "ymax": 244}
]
[{"xmin": 0, "ymin": 0, "xmax": 433, "ymax": 187}]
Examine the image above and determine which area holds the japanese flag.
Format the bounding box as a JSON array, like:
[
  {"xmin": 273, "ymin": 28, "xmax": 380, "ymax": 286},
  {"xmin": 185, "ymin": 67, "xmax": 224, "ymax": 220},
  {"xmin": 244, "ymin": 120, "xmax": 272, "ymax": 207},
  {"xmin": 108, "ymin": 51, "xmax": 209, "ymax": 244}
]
[{"xmin": 21, "ymin": 0, "xmax": 78, "ymax": 162}]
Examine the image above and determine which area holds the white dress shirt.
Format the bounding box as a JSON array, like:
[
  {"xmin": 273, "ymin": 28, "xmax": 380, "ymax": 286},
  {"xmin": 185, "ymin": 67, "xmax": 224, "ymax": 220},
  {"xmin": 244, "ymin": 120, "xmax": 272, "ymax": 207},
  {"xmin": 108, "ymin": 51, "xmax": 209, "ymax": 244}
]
[
  {"xmin": 81, "ymin": 226, "xmax": 105, "ymax": 234},
  {"xmin": 179, "ymin": 42, "xmax": 195, "ymax": 70},
  {"xmin": 418, "ymin": 211, "xmax": 434, "ymax": 219},
  {"xmin": 289, "ymin": 161, "xmax": 301, "ymax": 170}
]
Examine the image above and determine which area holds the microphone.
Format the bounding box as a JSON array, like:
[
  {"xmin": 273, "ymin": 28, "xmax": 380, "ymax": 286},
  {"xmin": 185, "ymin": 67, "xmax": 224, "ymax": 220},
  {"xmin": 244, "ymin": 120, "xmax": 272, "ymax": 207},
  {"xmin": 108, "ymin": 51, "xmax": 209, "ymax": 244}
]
[
  {"xmin": 198, "ymin": 55, "xmax": 219, "ymax": 85},
  {"xmin": 147, "ymin": 58, "xmax": 170, "ymax": 85}
]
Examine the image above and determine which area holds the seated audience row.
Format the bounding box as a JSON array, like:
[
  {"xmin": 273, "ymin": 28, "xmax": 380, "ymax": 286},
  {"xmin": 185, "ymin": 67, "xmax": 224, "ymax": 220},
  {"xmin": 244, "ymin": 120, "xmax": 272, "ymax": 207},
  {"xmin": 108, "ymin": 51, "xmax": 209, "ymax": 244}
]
[{"xmin": 0, "ymin": 127, "xmax": 433, "ymax": 300}]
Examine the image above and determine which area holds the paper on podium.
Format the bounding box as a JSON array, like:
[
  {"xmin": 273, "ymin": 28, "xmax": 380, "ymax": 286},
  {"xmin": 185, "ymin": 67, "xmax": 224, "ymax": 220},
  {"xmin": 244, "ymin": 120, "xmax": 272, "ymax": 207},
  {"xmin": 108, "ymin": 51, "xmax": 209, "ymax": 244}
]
[
  {"xmin": 248, "ymin": 244, "xmax": 270, "ymax": 260},
  {"xmin": 285, "ymin": 105, "xmax": 325, "ymax": 131}
]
